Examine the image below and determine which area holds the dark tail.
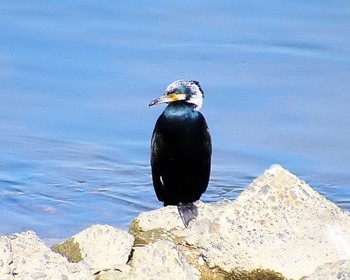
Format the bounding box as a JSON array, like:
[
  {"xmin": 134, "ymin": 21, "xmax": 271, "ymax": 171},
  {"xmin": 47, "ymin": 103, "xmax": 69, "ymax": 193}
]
[{"xmin": 177, "ymin": 202, "xmax": 198, "ymax": 227}]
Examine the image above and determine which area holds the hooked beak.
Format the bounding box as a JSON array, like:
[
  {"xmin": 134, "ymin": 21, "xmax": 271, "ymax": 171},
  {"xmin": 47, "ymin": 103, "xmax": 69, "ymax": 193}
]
[{"xmin": 149, "ymin": 93, "xmax": 186, "ymax": 107}]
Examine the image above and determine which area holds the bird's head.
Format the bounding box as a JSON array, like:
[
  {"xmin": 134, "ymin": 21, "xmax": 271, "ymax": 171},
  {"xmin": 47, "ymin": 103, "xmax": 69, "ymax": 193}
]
[{"xmin": 149, "ymin": 80, "xmax": 204, "ymax": 110}]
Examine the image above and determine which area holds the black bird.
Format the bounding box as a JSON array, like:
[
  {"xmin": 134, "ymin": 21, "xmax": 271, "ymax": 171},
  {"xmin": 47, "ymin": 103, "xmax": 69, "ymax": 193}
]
[{"xmin": 149, "ymin": 80, "xmax": 212, "ymax": 227}]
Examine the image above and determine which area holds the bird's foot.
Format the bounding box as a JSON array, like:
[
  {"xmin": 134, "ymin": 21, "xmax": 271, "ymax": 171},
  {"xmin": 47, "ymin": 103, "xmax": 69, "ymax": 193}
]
[{"xmin": 177, "ymin": 202, "xmax": 198, "ymax": 227}]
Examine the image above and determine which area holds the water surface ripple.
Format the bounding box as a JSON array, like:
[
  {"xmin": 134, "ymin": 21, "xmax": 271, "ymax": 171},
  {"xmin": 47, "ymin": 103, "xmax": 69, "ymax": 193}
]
[{"xmin": 1, "ymin": 0, "xmax": 349, "ymax": 239}]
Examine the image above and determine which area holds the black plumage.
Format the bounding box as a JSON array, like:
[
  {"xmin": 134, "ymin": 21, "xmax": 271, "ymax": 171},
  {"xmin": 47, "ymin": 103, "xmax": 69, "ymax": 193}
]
[{"xmin": 149, "ymin": 80, "xmax": 212, "ymax": 226}]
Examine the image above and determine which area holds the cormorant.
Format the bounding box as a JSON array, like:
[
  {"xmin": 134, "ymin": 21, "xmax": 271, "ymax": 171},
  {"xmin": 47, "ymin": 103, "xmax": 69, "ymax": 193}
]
[{"xmin": 149, "ymin": 80, "xmax": 212, "ymax": 227}]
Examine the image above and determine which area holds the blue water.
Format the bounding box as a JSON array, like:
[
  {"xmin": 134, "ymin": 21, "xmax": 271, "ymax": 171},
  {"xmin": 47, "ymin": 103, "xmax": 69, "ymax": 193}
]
[{"xmin": 1, "ymin": 1, "xmax": 349, "ymax": 239}]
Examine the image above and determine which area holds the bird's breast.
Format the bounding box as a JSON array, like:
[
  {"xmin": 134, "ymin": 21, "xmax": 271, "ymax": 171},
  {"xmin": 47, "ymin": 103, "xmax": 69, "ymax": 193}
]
[{"xmin": 161, "ymin": 110, "xmax": 200, "ymax": 134}]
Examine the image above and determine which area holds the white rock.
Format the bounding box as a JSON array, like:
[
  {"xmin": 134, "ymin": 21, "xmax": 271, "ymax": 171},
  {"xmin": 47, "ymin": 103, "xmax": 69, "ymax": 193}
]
[
  {"xmin": 307, "ymin": 260, "xmax": 350, "ymax": 280},
  {"xmin": 69, "ymin": 224, "xmax": 134, "ymax": 272},
  {"xmin": 130, "ymin": 239, "xmax": 199, "ymax": 280},
  {"xmin": 135, "ymin": 206, "xmax": 183, "ymax": 231},
  {"xmin": 0, "ymin": 236, "xmax": 13, "ymax": 279},
  {"xmin": 133, "ymin": 165, "xmax": 350, "ymax": 279},
  {"xmin": 0, "ymin": 231, "xmax": 93, "ymax": 280}
]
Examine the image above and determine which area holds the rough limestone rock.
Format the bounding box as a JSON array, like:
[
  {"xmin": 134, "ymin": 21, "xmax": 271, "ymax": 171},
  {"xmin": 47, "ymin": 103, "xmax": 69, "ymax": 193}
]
[
  {"xmin": 131, "ymin": 164, "xmax": 350, "ymax": 279},
  {"xmin": 130, "ymin": 239, "xmax": 200, "ymax": 280},
  {"xmin": 0, "ymin": 236, "xmax": 12, "ymax": 278},
  {"xmin": 52, "ymin": 224, "xmax": 134, "ymax": 273},
  {"xmin": 307, "ymin": 260, "xmax": 350, "ymax": 280},
  {"xmin": 0, "ymin": 231, "xmax": 93, "ymax": 280}
]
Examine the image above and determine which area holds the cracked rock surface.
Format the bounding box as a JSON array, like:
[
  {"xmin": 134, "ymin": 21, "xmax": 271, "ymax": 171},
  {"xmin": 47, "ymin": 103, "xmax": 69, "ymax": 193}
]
[{"xmin": 0, "ymin": 231, "xmax": 93, "ymax": 280}]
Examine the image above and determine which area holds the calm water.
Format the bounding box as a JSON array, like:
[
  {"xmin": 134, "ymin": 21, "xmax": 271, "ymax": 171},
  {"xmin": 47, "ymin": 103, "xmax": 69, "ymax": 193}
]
[{"xmin": 1, "ymin": 1, "xmax": 350, "ymax": 239}]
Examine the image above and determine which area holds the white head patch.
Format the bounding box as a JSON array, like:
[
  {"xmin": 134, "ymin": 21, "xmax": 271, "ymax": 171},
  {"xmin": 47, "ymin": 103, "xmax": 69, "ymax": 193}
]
[{"xmin": 165, "ymin": 80, "xmax": 204, "ymax": 110}]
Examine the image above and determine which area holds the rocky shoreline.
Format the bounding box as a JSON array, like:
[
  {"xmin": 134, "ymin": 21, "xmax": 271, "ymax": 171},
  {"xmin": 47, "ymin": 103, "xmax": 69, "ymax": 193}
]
[{"xmin": 1, "ymin": 165, "xmax": 350, "ymax": 279}]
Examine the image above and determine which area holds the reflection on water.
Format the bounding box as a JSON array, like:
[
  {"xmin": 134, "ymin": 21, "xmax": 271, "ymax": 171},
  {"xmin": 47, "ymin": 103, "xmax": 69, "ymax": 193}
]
[{"xmin": 1, "ymin": 0, "xmax": 349, "ymax": 238}]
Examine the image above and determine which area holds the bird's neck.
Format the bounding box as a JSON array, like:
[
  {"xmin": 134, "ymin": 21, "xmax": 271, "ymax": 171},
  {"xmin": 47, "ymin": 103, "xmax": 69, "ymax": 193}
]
[
  {"xmin": 166, "ymin": 101, "xmax": 197, "ymax": 112},
  {"xmin": 162, "ymin": 102, "xmax": 200, "ymax": 124}
]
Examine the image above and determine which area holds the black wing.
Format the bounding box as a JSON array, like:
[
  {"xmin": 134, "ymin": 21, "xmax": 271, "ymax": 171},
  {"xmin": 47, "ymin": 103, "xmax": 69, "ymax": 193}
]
[{"xmin": 150, "ymin": 126, "xmax": 166, "ymax": 202}]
